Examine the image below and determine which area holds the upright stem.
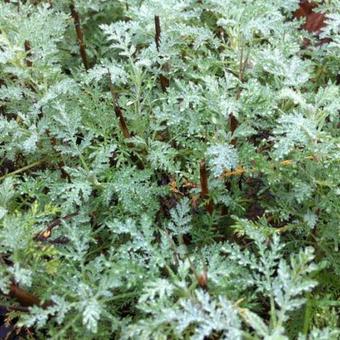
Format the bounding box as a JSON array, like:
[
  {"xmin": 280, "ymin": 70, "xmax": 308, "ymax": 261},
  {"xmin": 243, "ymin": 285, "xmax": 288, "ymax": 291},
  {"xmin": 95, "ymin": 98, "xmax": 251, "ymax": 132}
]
[
  {"xmin": 108, "ymin": 71, "xmax": 131, "ymax": 139},
  {"xmin": 154, "ymin": 16, "xmax": 161, "ymax": 52},
  {"xmin": 70, "ymin": 2, "xmax": 89, "ymax": 71},
  {"xmin": 229, "ymin": 42, "xmax": 249, "ymax": 145},
  {"xmin": 154, "ymin": 15, "xmax": 169, "ymax": 92},
  {"xmin": 303, "ymin": 293, "xmax": 312, "ymax": 335},
  {"xmin": 200, "ymin": 160, "xmax": 214, "ymax": 214},
  {"xmin": 229, "ymin": 114, "xmax": 238, "ymax": 145},
  {"xmin": 24, "ymin": 40, "xmax": 32, "ymax": 67}
]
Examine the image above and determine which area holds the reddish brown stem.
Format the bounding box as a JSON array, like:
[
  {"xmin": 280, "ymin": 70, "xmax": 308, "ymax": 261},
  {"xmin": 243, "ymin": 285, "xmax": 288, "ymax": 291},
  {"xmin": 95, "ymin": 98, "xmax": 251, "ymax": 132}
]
[
  {"xmin": 160, "ymin": 74, "xmax": 170, "ymax": 92},
  {"xmin": 197, "ymin": 271, "xmax": 208, "ymax": 289},
  {"xmin": 70, "ymin": 3, "xmax": 89, "ymax": 71},
  {"xmin": 229, "ymin": 114, "xmax": 238, "ymax": 146},
  {"xmin": 0, "ymin": 304, "xmax": 30, "ymax": 313},
  {"xmin": 24, "ymin": 40, "xmax": 32, "ymax": 67},
  {"xmin": 200, "ymin": 160, "xmax": 214, "ymax": 214},
  {"xmin": 114, "ymin": 106, "xmax": 131, "ymax": 139},
  {"xmin": 9, "ymin": 283, "xmax": 41, "ymax": 307},
  {"xmin": 187, "ymin": 255, "xmax": 208, "ymax": 290},
  {"xmin": 107, "ymin": 72, "xmax": 131, "ymax": 139},
  {"xmin": 9, "ymin": 283, "xmax": 52, "ymax": 309},
  {"xmin": 154, "ymin": 16, "xmax": 161, "ymax": 51},
  {"xmin": 154, "ymin": 15, "xmax": 170, "ymax": 92},
  {"xmin": 34, "ymin": 211, "xmax": 79, "ymax": 241}
]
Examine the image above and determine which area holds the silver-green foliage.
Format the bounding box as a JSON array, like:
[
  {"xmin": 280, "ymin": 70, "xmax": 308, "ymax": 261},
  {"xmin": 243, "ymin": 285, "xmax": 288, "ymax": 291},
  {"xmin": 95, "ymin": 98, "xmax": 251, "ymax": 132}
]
[{"xmin": 0, "ymin": 0, "xmax": 339, "ymax": 339}]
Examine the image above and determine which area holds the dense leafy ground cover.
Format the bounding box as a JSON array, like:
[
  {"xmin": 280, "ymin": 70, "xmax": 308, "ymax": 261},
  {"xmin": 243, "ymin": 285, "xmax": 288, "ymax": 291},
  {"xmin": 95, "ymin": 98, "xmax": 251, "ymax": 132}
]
[{"xmin": 0, "ymin": 0, "xmax": 339, "ymax": 339}]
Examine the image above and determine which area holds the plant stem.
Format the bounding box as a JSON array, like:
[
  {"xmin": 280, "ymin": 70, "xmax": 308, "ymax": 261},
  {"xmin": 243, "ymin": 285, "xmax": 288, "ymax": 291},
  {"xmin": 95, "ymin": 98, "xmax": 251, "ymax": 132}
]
[
  {"xmin": 1, "ymin": 304, "xmax": 30, "ymax": 312},
  {"xmin": 34, "ymin": 211, "xmax": 79, "ymax": 241},
  {"xmin": 0, "ymin": 160, "xmax": 45, "ymax": 181},
  {"xmin": 154, "ymin": 15, "xmax": 170, "ymax": 92},
  {"xmin": 7, "ymin": 283, "xmax": 52, "ymax": 308},
  {"xmin": 53, "ymin": 314, "xmax": 79, "ymax": 339},
  {"xmin": 24, "ymin": 40, "xmax": 32, "ymax": 67},
  {"xmin": 303, "ymin": 293, "xmax": 312, "ymax": 335},
  {"xmin": 154, "ymin": 16, "xmax": 161, "ymax": 51},
  {"xmin": 107, "ymin": 71, "xmax": 131, "ymax": 139},
  {"xmin": 70, "ymin": 2, "xmax": 89, "ymax": 71},
  {"xmin": 200, "ymin": 160, "xmax": 214, "ymax": 214}
]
